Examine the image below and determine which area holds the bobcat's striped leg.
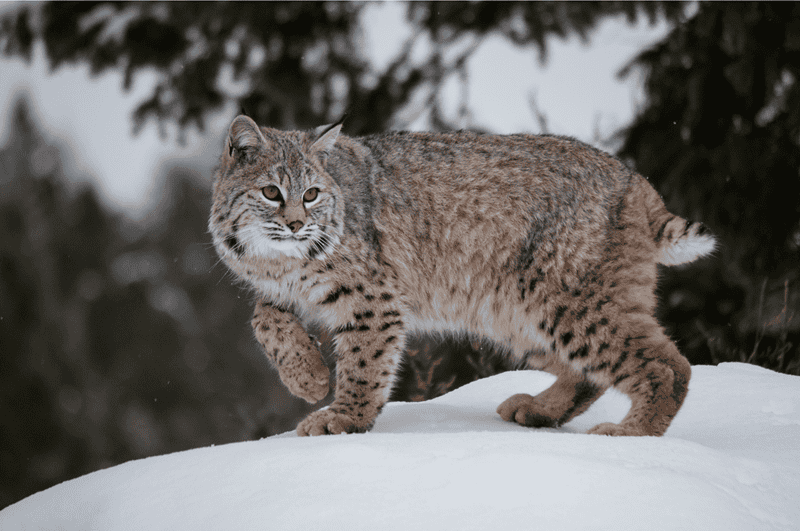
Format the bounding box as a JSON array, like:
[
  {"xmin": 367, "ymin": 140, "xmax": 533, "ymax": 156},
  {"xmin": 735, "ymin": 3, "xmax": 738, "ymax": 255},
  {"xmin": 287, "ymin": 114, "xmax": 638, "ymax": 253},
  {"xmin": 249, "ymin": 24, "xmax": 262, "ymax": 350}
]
[
  {"xmin": 588, "ymin": 322, "xmax": 691, "ymax": 437},
  {"xmin": 297, "ymin": 303, "xmax": 406, "ymax": 436},
  {"xmin": 497, "ymin": 363, "xmax": 607, "ymax": 428},
  {"xmin": 252, "ymin": 299, "xmax": 330, "ymax": 403}
]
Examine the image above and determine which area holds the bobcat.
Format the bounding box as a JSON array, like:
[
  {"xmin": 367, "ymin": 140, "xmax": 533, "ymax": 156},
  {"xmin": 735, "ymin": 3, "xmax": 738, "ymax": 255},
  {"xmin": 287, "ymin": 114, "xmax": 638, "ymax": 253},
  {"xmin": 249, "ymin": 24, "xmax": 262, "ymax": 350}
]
[{"xmin": 209, "ymin": 115, "xmax": 715, "ymax": 437}]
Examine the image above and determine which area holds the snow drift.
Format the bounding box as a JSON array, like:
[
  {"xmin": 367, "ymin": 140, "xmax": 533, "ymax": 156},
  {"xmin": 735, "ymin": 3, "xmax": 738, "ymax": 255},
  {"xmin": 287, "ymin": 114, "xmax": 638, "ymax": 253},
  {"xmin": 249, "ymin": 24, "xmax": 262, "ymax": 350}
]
[{"xmin": 2, "ymin": 363, "xmax": 799, "ymax": 530}]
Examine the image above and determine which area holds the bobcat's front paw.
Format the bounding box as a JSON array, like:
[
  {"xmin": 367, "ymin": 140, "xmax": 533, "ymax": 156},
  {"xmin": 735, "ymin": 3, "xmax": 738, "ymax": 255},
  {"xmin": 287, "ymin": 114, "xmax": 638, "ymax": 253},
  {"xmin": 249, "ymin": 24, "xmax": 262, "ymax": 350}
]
[
  {"xmin": 296, "ymin": 409, "xmax": 368, "ymax": 436},
  {"xmin": 279, "ymin": 354, "xmax": 330, "ymax": 403}
]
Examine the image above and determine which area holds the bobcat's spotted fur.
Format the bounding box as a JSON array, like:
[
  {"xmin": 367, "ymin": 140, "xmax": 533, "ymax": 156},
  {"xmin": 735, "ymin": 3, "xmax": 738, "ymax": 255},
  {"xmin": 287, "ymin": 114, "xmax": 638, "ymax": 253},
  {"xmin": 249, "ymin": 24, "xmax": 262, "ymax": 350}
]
[{"xmin": 209, "ymin": 115, "xmax": 715, "ymax": 437}]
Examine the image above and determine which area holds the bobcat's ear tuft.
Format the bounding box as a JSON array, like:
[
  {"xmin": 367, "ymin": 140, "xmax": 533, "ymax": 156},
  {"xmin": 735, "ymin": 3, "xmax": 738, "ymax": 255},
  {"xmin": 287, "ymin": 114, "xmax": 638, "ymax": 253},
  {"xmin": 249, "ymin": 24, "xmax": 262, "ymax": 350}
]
[
  {"xmin": 227, "ymin": 115, "xmax": 265, "ymax": 162},
  {"xmin": 310, "ymin": 119, "xmax": 344, "ymax": 165}
]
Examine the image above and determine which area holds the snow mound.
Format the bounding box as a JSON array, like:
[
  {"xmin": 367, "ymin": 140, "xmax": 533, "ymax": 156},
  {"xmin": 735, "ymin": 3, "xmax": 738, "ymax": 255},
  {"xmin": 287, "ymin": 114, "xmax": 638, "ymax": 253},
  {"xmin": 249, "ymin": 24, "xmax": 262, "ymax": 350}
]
[{"xmin": 2, "ymin": 363, "xmax": 799, "ymax": 530}]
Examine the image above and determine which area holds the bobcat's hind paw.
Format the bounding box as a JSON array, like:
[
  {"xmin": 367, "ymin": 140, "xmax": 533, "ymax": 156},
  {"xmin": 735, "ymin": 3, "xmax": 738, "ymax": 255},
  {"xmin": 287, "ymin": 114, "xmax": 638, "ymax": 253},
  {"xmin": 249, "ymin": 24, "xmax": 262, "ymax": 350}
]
[
  {"xmin": 497, "ymin": 393, "xmax": 559, "ymax": 428},
  {"xmin": 587, "ymin": 422, "xmax": 648, "ymax": 436},
  {"xmin": 296, "ymin": 409, "xmax": 367, "ymax": 436}
]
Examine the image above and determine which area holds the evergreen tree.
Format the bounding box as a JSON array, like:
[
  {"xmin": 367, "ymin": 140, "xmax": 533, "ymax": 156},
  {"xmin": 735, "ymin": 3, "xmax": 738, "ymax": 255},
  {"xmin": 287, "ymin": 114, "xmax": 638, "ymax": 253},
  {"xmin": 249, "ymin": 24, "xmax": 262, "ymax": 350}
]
[
  {"xmin": 618, "ymin": 2, "xmax": 799, "ymax": 372},
  {"xmin": 1, "ymin": 100, "xmax": 103, "ymax": 507},
  {"xmin": 1, "ymin": 2, "xmax": 682, "ymax": 133}
]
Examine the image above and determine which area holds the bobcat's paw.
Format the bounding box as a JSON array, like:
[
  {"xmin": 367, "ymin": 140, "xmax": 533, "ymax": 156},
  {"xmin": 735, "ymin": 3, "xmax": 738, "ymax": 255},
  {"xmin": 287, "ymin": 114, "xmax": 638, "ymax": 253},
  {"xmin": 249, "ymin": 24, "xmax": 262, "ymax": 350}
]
[
  {"xmin": 587, "ymin": 422, "xmax": 648, "ymax": 436},
  {"xmin": 497, "ymin": 393, "xmax": 559, "ymax": 428},
  {"xmin": 280, "ymin": 356, "xmax": 330, "ymax": 403},
  {"xmin": 296, "ymin": 409, "xmax": 367, "ymax": 436}
]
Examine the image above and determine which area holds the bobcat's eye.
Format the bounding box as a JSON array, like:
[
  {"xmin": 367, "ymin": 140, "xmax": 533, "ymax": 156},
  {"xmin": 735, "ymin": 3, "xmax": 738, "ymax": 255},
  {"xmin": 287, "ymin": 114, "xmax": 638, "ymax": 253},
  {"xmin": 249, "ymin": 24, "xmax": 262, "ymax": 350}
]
[
  {"xmin": 262, "ymin": 185, "xmax": 282, "ymax": 202},
  {"xmin": 303, "ymin": 188, "xmax": 319, "ymax": 203}
]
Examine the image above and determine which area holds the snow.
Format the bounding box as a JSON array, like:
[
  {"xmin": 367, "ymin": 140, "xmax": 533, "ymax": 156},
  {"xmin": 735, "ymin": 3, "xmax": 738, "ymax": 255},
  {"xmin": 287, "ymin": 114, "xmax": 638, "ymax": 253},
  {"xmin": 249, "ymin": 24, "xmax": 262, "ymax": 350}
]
[{"xmin": 3, "ymin": 363, "xmax": 799, "ymax": 530}]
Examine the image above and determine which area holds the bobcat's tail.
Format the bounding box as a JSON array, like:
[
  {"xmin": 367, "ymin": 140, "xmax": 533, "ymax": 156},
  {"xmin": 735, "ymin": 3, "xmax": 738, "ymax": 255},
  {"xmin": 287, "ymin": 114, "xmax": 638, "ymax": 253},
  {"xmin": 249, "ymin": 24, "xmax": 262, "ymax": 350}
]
[
  {"xmin": 653, "ymin": 216, "xmax": 716, "ymax": 266},
  {"xmin": 638, "ymin": 178, "xmax": 717, "ymax": 266}
]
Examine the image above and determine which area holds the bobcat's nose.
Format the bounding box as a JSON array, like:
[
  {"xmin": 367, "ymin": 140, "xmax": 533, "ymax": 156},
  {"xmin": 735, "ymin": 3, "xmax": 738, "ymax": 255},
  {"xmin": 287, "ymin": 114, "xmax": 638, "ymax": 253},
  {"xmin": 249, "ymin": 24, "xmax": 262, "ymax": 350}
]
[{"xmin": 287, "ymin": 220, "xmax": 304, "ymax": 233}]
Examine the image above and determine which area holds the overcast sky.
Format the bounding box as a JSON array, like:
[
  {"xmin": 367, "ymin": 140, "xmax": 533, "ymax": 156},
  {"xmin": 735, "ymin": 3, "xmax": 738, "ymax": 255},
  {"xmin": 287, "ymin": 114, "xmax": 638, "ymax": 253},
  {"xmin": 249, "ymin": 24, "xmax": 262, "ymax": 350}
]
[{"xmin": 0, "ymin": 4, "xmax": 670, "ymax": 219}]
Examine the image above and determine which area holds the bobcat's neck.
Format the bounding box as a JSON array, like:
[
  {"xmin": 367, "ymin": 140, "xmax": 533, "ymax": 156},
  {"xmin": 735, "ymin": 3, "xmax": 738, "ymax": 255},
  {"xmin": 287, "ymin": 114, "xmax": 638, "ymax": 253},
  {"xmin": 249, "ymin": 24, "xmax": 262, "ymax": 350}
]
[{"xmin": 237, "ymin": 235, "xmax": 378, "ymax": 319}]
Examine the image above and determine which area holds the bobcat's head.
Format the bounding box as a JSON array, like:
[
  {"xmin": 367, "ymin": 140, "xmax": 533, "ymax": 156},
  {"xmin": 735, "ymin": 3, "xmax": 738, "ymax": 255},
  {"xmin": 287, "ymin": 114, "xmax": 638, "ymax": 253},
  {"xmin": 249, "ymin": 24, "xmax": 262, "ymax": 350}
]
[{"xmin": 209, "ymin": 116, "xmax": 345, "ymax": 267}]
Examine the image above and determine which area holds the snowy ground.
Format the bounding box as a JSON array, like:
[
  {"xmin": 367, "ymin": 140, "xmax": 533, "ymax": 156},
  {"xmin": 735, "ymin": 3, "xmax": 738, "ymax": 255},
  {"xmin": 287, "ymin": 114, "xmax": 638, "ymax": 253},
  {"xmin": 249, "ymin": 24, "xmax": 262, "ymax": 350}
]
[{"xmin": 3, "ymin": 362, "xmax": 799, "ymax": 530}]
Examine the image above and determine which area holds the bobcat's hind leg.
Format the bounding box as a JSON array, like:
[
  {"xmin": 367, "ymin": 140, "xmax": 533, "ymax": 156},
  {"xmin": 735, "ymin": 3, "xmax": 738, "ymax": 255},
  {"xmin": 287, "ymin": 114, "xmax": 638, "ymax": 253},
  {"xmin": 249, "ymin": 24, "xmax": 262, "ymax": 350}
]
[
  {"xmin": 497, "ymin": 362, "xmax": 607, "ymax": 429},
  {"xmin": 587, "ymin": 323, "xmax": 691, "ymax": 437}
]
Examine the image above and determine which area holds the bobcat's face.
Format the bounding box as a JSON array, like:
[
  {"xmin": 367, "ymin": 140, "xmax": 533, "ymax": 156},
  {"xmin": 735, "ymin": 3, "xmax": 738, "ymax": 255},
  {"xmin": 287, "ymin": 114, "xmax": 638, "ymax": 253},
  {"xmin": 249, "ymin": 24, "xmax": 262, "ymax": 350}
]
[
  {"xmin": 219, "ymin": 150, "xmax": 339, "ymax": 262},
  {"xmin": 209, "ymin": 116, "xmax": 344, "ymax": 264}
]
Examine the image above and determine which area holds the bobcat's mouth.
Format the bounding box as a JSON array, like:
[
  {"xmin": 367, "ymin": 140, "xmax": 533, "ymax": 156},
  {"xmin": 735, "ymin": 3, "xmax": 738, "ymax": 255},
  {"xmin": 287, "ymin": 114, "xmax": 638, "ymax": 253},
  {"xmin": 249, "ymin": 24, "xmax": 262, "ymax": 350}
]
[{"xmin": 221, "ymin": 222, "xmax": 336, "ymax": 261}]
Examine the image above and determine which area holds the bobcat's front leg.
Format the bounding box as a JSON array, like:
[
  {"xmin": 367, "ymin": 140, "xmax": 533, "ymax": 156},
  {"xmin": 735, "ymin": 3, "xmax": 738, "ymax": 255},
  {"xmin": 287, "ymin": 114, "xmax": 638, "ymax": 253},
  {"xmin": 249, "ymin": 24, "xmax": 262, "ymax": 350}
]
[
  {"xmin": 252, "ymin": 299, "xmax": 330, "ymax": 403},
  {"xmin": 297, "ymin": 297, "xmax": 406, "ymax": 436}
]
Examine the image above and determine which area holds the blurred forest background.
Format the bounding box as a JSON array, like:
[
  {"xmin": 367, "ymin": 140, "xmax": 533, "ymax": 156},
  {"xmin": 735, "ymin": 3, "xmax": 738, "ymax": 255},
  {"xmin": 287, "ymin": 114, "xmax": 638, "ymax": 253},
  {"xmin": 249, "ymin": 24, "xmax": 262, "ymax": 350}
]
[{"xmin": 1, "ymin": 1, "xmax": 799, "ymax": 509}]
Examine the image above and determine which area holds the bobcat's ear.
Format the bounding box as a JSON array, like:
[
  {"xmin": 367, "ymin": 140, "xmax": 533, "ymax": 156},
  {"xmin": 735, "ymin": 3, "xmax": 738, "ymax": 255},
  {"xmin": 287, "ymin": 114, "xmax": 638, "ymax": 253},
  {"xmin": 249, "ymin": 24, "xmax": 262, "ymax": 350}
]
[
  {"xmin": 227, "ymin": 115, "xmax": 265, "ymax": 162},
  {"xmin": 310, "ymin": 118, "xmax": 344, "ymax": 165}
]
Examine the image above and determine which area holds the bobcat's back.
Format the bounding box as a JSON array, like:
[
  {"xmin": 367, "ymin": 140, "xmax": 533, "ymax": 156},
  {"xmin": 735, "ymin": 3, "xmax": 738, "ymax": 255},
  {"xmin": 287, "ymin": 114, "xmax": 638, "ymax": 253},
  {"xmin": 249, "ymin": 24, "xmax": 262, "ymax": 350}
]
[{"xmin": 323, "ymin": 131, "xmax": 712, "ymax": 337}]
